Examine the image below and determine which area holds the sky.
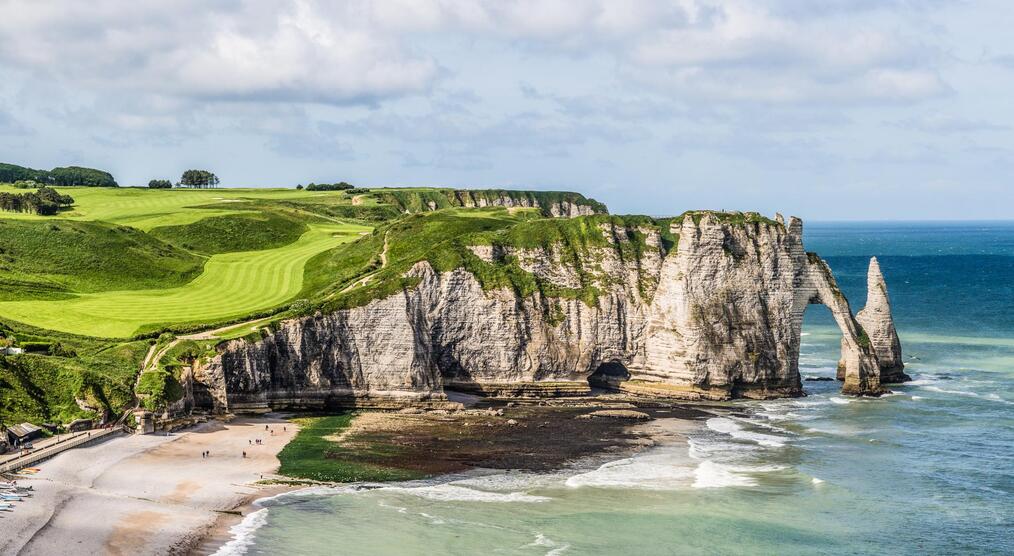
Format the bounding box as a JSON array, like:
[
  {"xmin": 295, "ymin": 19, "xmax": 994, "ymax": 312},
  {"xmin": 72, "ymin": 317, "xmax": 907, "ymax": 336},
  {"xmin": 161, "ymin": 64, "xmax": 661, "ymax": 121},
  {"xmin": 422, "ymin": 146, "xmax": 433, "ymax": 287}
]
[{"xmin": 1, "ymin": 0, "xmax": 1013, "ymax": 220}]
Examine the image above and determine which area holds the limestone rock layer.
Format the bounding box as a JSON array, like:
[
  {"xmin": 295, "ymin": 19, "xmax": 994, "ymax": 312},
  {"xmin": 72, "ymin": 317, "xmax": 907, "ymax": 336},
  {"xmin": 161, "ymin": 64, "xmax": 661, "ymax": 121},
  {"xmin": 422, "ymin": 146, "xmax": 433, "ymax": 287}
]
[{"xmin": 191, "ymin": 214, "xmax": 898, "ymax": 412}]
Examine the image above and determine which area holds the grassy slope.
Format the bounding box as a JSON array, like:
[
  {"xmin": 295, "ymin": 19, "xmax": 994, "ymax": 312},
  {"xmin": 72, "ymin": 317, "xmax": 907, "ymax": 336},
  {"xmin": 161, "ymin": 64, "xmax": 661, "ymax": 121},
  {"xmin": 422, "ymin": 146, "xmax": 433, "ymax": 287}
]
[
  {"xmin": 150, "ymin": 211, "xmax": 309, "ymax": 255},
  {"xmin": 0, "ymin": 337, "xmax": 149, "ymax": 424},
  {"xmin": 321, "ymin": 210, "xmax": 676, "ymax": 312},
  {"xmin": 0, "ymin": 223, "xmax": 370, "ymax": 337},
  {"xmin": 0, "ymin": 219, "xmax": 204, "ymax": 301}
]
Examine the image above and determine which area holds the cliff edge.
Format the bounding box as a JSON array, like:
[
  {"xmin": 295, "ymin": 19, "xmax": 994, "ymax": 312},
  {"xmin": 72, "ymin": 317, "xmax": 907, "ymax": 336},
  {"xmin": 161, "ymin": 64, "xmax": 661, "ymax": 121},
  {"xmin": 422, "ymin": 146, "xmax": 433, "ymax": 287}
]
[{"xmin": 179, "ymin": 209, "xmax": 901, "ymax": 414}]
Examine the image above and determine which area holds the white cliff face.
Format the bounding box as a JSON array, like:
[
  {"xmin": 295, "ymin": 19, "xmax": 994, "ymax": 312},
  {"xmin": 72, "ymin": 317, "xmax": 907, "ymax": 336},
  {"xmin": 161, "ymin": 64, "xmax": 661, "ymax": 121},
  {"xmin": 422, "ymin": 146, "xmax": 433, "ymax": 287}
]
[
  {"xmin": 856, "ymin": 257, "xmax": 909, "ymax": 383},
  {"xmin": 194, "ymin": 214, "xmax": 896, "ymax": 413}
]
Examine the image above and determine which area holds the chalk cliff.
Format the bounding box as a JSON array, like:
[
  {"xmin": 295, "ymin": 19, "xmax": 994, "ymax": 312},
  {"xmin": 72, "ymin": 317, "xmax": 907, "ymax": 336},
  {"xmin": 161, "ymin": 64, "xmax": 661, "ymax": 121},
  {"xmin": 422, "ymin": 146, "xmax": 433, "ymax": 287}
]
[{"xmin": 189, "ymin": 212, "xmax": 896, "ymax": 413}]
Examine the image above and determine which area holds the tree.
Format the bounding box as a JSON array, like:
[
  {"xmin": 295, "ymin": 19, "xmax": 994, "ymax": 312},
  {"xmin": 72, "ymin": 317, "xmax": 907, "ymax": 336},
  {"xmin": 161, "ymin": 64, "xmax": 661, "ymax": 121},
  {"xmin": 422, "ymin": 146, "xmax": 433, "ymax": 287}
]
[
  {"xmin": 148, "ymin": 179, "xmax": 173, "ymax": 189},
  {"xmin": 306, "ymin": 182, "xmax": 355, "ymax": 191},
  {"xmin": 178, "ymin": 170, "xmax": 220, "ymax": 189},
  {"xmin": 0, "ymin": 187, "xmax": 72, "ymax": 215},
  {"xmin": 1, "ymin": 162, "xmax": 117, "ymax": 187}
]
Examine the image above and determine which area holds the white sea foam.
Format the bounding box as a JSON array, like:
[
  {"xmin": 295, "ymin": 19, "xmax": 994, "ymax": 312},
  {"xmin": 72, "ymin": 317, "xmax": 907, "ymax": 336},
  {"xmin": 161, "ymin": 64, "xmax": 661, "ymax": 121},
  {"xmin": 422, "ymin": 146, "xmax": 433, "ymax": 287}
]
[
  {"xmin": 811, "ymin": 477, "xmax": 825, "ymax": 485},
  {"xmin": 418, "ymin": 512, "xmax": 445, "ymax": 525},
  {"xmin": 829, "ymin": 396, "xmax": 851, "ymax": 405},
  {"xmin": 255, "ymin": 484, "xmax": 365, "ymax": 506},
  {"xmin": 692, "ymin": 460, "xmax": 757, "ymax": 488},
  {"xmin": 905, "ymin": 378, "xmax": 938, "ymax": 386},
  {"xmin": 706, "ymin": 417, "xmax": 789, "ymax": 447},
  {"xmin": 388, "ymin": 484, "xmax": 551, "ymax": 503},
  {"xmin": 378, "ymin": 500, "xmax": 408, "ymax": 513},
  {"xmin": 924, "ymin": 386, "xmax": 981, "ymax": 397},
  {"xmin": 529, "ymin": 533, "xmax": 571, "ymax": 556},
  {"xmin": 212, "ymin": 508, "xmax": 269, "ymax": 556},
  {"xmin": 564, "ymin": 449, "xmax": 696, "ymax": 490}
]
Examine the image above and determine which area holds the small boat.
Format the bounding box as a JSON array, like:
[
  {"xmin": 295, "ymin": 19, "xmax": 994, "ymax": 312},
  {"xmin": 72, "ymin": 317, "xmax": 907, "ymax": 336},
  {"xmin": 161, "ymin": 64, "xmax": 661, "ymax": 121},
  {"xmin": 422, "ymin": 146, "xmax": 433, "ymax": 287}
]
[{"xmin": 0, "ymin": 495, "xmax": 21, "ymax": 501}]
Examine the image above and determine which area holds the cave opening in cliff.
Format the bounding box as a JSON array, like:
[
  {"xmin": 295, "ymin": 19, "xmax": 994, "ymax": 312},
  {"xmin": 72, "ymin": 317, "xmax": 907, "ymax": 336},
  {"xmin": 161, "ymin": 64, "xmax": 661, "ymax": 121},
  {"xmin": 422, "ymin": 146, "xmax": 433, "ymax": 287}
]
[{"xmin": 588, "ymin": 361, "xmax": 631, "ymax": 390}]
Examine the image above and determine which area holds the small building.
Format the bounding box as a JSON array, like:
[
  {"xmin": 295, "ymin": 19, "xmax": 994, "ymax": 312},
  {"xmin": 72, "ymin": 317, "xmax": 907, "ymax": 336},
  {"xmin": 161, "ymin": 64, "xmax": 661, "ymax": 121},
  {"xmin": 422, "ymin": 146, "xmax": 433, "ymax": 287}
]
[
  {"xmin": 3, "ymin": 346, "xmax": 23, "ymax": 355},
  {"xmin": 68, "ymin": 418, "xmax": 93, "ymax": 432},
  {"xmin": 6, "ymin": 422, "xmax": 43, "ymax": 446}
]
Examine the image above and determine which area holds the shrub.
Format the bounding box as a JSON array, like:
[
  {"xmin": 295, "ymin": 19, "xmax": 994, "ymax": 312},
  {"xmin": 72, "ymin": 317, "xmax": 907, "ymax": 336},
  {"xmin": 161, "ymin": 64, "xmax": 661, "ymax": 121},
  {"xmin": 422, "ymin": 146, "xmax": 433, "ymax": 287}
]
[
  {"xmin": 136, "ymin": 370, "xmax": 184, "ymax": 410},
  {"xmin": 306, "ymin": 182, "xmax": 355, "ymax": 191},
  {"xmin": 148, "ymin": 179, "xmax": 173, "ymax": 189},
  {"xmin": 289, "ymin": 298, "xmax": 312, "ymax": 315}
]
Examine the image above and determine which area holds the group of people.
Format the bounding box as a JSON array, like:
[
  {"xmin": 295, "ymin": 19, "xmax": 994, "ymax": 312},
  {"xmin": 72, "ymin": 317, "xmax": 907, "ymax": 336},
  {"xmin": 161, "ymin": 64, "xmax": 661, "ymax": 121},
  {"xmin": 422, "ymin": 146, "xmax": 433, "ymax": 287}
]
[{"xmin": 198, "ymin": 423, "xmax": 288, "ymax": 460}]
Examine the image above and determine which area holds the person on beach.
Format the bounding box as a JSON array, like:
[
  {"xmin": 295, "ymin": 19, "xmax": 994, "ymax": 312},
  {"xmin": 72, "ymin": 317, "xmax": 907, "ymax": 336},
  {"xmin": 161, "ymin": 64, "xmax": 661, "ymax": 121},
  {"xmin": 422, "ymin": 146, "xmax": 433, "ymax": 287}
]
[{"xmin": 242, "ymin": 451, "xmax": 246, "ymax": 458}]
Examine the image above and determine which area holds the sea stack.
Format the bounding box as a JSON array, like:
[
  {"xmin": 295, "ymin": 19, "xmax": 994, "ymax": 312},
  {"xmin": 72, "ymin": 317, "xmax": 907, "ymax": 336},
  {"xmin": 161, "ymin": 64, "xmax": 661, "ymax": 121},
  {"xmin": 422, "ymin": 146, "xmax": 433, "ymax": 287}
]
[{"xmin": 856, "ymin": 257, "xmax": 910, "ymax": 383}]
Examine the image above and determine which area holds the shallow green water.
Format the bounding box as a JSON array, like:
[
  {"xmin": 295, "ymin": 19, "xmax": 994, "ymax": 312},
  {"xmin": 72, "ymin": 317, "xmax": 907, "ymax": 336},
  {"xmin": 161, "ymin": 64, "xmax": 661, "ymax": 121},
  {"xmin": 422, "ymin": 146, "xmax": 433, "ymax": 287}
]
[{"xmin": 216, "ymin": 222, "xmax": 1014, "ymax": 555}]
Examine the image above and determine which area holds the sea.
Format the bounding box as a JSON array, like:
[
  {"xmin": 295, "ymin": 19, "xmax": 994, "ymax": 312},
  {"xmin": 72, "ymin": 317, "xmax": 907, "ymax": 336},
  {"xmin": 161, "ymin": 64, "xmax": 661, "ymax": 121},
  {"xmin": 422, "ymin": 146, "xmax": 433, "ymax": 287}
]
[{"xmin": 216, "ymin": 221, "xmax": 1014, "ymax": 555}]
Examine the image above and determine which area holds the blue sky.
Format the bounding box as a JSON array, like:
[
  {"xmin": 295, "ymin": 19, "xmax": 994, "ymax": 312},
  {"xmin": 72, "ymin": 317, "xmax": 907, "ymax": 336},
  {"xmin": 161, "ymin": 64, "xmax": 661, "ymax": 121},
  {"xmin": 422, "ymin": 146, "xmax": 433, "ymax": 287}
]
[{"xmin": 1, "ymin": 0, "xmax": 1013, "ymax": 219}]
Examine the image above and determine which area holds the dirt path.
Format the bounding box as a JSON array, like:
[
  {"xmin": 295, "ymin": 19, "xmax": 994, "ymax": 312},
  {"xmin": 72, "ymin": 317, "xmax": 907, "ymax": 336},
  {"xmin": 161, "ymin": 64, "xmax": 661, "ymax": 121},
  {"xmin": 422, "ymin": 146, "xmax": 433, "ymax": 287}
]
[{"xmin": 334, "ymin": 230, "xmax": 390, "ymax": 296}]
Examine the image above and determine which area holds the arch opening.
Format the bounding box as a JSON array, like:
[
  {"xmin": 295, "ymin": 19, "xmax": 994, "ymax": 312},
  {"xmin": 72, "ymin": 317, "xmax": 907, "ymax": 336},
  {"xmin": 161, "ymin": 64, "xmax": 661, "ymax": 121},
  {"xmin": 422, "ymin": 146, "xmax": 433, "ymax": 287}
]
[{"xmin": 799, "ymin": 302, "xmax": 844, "ymax": 385}]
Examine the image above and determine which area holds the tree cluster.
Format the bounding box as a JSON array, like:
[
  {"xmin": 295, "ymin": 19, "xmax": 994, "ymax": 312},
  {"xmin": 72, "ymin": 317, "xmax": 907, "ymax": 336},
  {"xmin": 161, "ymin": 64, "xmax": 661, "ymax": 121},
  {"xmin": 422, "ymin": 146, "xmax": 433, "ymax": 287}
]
[
  {"xmin": 50, "ymin": 166, "xmax": 118, "ymax": 187},
  {"xmin": 0, "ymin": 186, "xmax": 75, "ymax": 215},
  {"xmin": 346, "ymin": 187, "xmax": 371, "ymax": 195},
  {"xmin": 148, "ymin": 179, "xmax": 173, "ymax": 189},
  {"xmin": 0, "ymin": 163, "xmax": 118, "ymax": 187},
  {"xmin": 305, "ymin": 182, "xmax": 354, "ymax": 191},
  {"xmin": 178, "ymin": 170, "xmax": 220, "ymax": 188}
]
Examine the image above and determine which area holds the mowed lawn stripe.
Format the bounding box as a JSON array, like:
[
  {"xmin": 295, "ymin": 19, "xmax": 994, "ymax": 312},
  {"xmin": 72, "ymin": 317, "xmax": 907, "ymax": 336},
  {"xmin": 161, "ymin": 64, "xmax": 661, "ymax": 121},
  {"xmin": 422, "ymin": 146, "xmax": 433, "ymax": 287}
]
[{"xmin": 0, "ymin": 223, "xmax": 370, "ymax": 337}]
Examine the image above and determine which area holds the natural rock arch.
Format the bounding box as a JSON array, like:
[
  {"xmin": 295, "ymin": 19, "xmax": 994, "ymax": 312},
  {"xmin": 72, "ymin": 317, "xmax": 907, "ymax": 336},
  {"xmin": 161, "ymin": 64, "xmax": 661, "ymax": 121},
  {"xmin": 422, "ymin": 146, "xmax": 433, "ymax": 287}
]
[{"xmin": 793, "ymin": 256, "xmax": 905, "ymax": 396}]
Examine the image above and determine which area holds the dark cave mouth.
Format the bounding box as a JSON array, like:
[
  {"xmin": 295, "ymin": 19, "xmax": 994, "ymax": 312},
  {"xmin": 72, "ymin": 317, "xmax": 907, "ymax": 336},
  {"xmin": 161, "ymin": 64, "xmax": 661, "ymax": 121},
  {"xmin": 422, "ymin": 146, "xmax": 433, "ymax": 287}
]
[{"xmin": 587, "ymin": 361, "xmax": 631, "ymax": 390}]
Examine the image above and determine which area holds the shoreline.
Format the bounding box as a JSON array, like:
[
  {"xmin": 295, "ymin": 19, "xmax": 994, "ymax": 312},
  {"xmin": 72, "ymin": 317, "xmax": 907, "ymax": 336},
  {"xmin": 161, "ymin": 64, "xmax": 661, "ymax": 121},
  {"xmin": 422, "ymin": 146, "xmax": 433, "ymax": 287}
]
[
  {"xmin": 196, "ymin": 396, "xmax": 717, "ymax": 554},
  {"xmin": 0, "ymin": 415, "xmax": 298, "ymax": 556},
  {"xmin": 3, "ymin": 398, "xmax": 718, "ymax": 555}
]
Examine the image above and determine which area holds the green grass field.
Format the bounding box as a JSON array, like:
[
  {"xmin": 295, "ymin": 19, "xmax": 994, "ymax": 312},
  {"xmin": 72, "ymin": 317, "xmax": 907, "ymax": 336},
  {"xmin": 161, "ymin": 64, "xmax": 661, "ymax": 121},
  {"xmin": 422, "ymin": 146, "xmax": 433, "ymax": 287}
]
[
  {"xmin": 0, "ymin": 185, "xmax": 327, "ymax": 230},
  {"xmin": 0, "ymin": 222, "xmax": 369, "ymax": 337}
]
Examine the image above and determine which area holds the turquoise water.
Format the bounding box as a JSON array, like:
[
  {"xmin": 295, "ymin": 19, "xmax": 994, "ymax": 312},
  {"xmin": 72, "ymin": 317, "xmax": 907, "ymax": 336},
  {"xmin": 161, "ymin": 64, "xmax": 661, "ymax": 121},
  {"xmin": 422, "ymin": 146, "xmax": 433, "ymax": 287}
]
[{"xmin": 219, "ymin": 222, "xmax": 1014, "ymax": 556}]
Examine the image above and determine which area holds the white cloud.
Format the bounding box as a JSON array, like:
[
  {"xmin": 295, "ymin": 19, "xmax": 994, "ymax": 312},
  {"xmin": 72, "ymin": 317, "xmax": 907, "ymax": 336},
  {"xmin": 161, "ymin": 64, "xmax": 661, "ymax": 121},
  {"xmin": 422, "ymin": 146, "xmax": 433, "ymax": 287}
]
[
  {"xmin": 0, "ymin": 1, "xmax": 948, "ymax": 106},
  {"xmin": 0, "ymin": 0, "xmax": 437, "ymax": 105}
]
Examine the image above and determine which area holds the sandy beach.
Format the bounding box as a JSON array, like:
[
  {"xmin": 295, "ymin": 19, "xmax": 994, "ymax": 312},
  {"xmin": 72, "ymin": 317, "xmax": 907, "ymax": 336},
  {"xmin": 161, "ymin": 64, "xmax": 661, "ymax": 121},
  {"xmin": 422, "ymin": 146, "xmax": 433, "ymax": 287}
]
[{"xmin": 0, "ymin": 415, "xmax": 297, "ymax": 556}]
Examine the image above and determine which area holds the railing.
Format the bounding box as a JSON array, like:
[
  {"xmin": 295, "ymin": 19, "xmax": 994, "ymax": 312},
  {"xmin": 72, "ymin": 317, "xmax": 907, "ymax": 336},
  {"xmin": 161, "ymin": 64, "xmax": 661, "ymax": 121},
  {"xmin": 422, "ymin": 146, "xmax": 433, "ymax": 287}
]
[{"xmin": 0, "ymin": 427, "xmax": 123, "ymax": 474}]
